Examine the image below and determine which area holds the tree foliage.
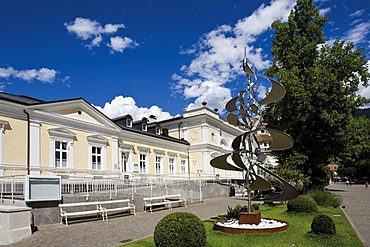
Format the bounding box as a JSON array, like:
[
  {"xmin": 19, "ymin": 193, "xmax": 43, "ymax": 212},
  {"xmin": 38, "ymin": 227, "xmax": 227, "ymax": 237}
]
[
  {"xmin": 338, "ymin": 116, "xmax": 370, "ymax": 180},
  {"xmin": 264, "ymin": 0, "xmax": 369, "ymax": 188}
]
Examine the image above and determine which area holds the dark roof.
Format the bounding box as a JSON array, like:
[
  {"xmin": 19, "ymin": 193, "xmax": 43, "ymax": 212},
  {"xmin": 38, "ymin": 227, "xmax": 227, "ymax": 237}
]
[
  {"xmin": 0, "ymin": 92, "xmax": 44, "ymax": 105},
  {"xmin": 111, "ymin": 114, "xmax": 132, "ymax": 121},
  {"xmin": 118, "ymin": 125, "xmax": 190, "ymax": 145}
]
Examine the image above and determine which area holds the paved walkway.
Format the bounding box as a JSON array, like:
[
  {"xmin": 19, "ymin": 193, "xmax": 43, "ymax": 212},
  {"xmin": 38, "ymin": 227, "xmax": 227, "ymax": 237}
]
[
  {"xmin": 3, "ymin": 183, "xmax": 369, "ymax": 247},
  {"xmin": 4, "ymin": 196, "xmax": 245, "ymax": 247},
  {"xmin": 327, "ymin": 182, "xmax": 370, "ymax": 247}
]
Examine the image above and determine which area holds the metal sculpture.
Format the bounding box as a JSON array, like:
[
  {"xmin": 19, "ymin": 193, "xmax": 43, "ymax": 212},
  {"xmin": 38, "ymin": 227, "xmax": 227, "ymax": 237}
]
[{"xmin": 210, "ymin": 50, "xmax": 298, "ymax": 211}]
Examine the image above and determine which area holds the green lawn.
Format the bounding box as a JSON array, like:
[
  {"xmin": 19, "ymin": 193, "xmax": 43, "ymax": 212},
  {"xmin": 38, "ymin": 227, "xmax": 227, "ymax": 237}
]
[{"xmin": 122, "ymin": 204, "xmax": 362, "ymax": 247}]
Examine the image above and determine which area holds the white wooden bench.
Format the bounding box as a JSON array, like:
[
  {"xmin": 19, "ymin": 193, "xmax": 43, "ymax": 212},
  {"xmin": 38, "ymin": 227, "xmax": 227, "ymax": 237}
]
[
  {"xmin": 99, "ymin": 199, "xmax": 135, "ymax": 220},
  {"xmin": 143, "ymin": 196, "xmax": 169, "ymax": 213},
  {"xmin": 164, "ymin": 194, "xmax": 186, "ymax": 209},
  {"xmin": 143, "ymin": 194, "xmax": 186, "ymax": 213},
  {"xmin": 58, "ymin": 201, "xmax": 103, "ymax": 226}
]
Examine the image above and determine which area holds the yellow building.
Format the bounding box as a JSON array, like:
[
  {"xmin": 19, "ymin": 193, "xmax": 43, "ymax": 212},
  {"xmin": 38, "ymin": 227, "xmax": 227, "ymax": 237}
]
[{"xmin": 0, "ymin": 92, "xmax": 243, "ymax": 180}]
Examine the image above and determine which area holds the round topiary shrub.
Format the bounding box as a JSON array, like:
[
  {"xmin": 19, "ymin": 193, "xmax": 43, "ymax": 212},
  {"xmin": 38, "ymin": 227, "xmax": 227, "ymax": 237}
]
[
  {"xmin": 311, "ymin": 214, "xmax": 336, "ymax": 235},
  {"xmin": 154, "ymin": 212, "xmax": 206, "ymax": 247},
  {"xmin": 286, "ymin": 195, "xmax": 318, "ymax": 213}
]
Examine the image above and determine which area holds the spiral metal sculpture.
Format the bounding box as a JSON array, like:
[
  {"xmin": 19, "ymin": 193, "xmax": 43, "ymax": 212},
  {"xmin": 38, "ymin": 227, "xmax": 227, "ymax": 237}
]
[{"xmin": 210, "ymin": 51, "xmax": 298, "ymax": 210}]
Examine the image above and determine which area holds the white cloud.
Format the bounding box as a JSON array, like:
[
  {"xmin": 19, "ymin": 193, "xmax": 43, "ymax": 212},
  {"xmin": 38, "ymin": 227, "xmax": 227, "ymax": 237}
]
[
  {"xmin": 104, "ymin": 23, "xmax": 125, "ymax": 33},
  {"xmin": 65, "ymin": 17, "xmax": 102, "ymax": 40},
  {"xmin": 90, "ymin": 36, "xmax": 103, "ymax": 47},
  {"xmin": 0, "ymin": 66, "xmax": 57, "ymax": 83},
  {"xmin": 95, "ymin": 95, "xmax": 175, "ymax": 121},
  {"xmin": 343, "ymin": 21, "xmax": 370, "ymax": 45},
  {"xmin": 172, "ymin": 0, "xmax": 295, "ymax": 112},
  {"xmin": 108, "ymin": 36, "xmax": 138, "ymax": 53},
  {"xmin": 0, "ymin": 67, "xmax": 16, "ymax": 78},
  {"xmin": 349, "ymin": 9, "xmax": 365, "ymax": 18},
  {"xmin": 319, "ymin": 7, "xmax": 331, "ymax": 15},
  {"xmin": 65, "ymin": 17, "xmax": 137, "ymax": 53}
]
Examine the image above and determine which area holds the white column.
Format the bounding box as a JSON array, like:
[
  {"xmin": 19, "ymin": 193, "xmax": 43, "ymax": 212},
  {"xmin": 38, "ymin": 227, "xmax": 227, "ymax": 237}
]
[
  {"xmin": 201, "ymin": 123, "xmax": 209, "ymax": 143},
  {"xmin": 29, "ymin": 121, "xmax": 40, "ymax": 175},
  {"xmin": 112, "ymin": 137, "xmax": 118, "ymax": 170},
  {"xmin": 0, "ymin": 121, "xmax": 7, "ymax": 176}
]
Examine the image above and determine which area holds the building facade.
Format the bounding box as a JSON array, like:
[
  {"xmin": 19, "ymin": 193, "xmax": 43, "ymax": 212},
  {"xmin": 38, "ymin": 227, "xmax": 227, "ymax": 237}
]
[{"xmin": 0, "ymin": 92, "xmax": 245, "ymax": 180}]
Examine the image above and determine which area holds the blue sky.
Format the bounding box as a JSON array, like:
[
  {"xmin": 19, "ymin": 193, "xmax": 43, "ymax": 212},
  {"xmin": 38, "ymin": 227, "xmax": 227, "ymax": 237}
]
[{"xmin": 0, "ymin": 0, "xmax": 369, "ymax": 120}]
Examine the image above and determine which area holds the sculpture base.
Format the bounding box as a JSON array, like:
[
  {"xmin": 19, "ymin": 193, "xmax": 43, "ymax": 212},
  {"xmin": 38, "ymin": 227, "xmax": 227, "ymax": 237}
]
[
  {"xmin": 213, "ymin": 218, "xmax": 289, "ymax": 234},
  {"xmin": 239, "ymin": 212, "xmax": 261, "ymax": 225}
]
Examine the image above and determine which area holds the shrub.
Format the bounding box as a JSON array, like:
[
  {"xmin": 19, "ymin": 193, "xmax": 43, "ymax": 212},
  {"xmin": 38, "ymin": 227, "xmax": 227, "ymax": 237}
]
[
  {"xmin": 226, "ymin": 204, "xmax": 250, "ymax": 219},
  {"xmin": 252, "ymin": 203, "xmax": 259, "ymax": 211},
  {"xmin": 286, "ymin": 195, "xmax": 318, "ymax": 213},
  {"xmin": 308, "ymin": 189, "xmax": 342, "ymax": 208},
  {"xmin": 311, "ymin": 214, "xmax": 336, "ymax": 235},
  {"xmin": 154, "ymin": 212, "xmax": 206, "ymax": 247}
]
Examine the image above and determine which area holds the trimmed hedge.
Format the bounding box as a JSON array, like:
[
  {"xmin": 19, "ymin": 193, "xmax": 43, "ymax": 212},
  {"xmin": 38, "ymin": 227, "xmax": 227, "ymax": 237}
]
[
  {"xmin": 154, "ymin": 212, "xmax": 206, "ymax": 247},
  {"xmin": 311, "ymin": 214, "xmax": 336, "ymax": 235},
  {"xmin": 286, "ymin": 195, "xmax": 318, "ymax": 213}
]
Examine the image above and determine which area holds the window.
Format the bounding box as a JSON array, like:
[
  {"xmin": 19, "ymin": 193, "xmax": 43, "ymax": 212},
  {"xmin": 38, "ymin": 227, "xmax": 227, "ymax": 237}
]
[
  {"xmin": 139, "ymin": 153, "xmax": 147, "ymax": 173},
  {"xmin": 48, "ymin": 128, "xmax": 75, "ymax": 169},
  {"xmin": 126, "ymin": 118, "xmax": 132, "ymax": 127},
  {"xmin": 55, "ymin": 141, "xmax": 68, "ymax": 168},
  {"xmin": 155, "ymin": 156, "xmax": 161, "ymax": 174},
  {"xmin": 92, "ymin": 146, "xmax": 102, "ymax": 170},
  {"xmin": 87, "ymin": 135, "xmax": 108, "ymax": 171},
  {"xmin": 121, "ymin": 152, "xmax": 128, "ymax": 173},
  {"xmin": 169, "ymin": 157, "xmax": 175, "ymax": 175},
  {"xmin": 155, "ymin": 126, "xmax": 161, "ymax": 135},
  {"xmin": 142, "ymin": 123, "xmax": 147, "ymax": 131},
  {"xmin": 181, "ymin": 160, "xmax": 186, "ymax": 174}
]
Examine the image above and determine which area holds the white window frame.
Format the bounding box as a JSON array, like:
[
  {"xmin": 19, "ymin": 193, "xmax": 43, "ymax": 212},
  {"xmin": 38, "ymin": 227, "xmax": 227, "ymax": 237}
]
[
  {"xmin": 169, "ymin": 157, "xmax": 175, "ymax": 175},
  {"xmin": 54, "ymin": 140, "xmax": 68, "ymax": 168},
  {"xmin": 120, "ymin": 145, "xmax": 133, "ymax": 173},
  {"xmin": 155, "ymin": 126, "xmax": 161, "ymax": 135},
  {"xmin": 91, "ymin": 146, "xmax": 103, "ymax": 170},
  {"xmin": 155, "ymin": 155, "xmax": 162, "ymax": 174},
  {"xmin": 126, "ymin": 118, "xmax": 132, "ymax": 127},
  {"xmin": 88, "ymin": 143, "xmax": 106, "ymax": 170},
  {"xmin": 139, "ymin": 152, "xmax": 147, "ymax": 173},
  {"xmin": 87, "ymin": 135, "xmax": 108, "ymax": 171},
  {"xmin": 180, "ymin": 159, "xmax": 187, "ymax": 175},
  {"xmin": 48, "ymin": 128, "xmax": 75, "ymax": 169},
  {"xmin": 142, "ymin": 123, "xmax": 147, "ymax": 131},
  {"xmin": 121, "ymin": 151, "xmax": 130, "ymax": 173}
]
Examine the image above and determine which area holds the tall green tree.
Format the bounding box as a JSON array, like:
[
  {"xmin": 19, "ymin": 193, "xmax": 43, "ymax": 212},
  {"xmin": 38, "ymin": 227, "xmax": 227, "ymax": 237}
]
[
  {"xmin": 264, "ymin": 0, "xmax": 369, "ymax": 188},
  {"xmin": 339, "ymin": 116, "xmax": 370, "ymax": 180}
]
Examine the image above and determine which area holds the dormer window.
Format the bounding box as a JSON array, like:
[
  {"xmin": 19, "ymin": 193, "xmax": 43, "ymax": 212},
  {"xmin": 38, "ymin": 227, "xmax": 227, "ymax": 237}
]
[
  {"xmin": 126, "ymin": 118, "xmax": 132, "ymax": 127},
  {"xmin": 156, "ymin": 126, "xmax": 161, "ymax": 135},
  {"xmin": 142, "ymin": 122, "xmax": 147, "ymax": 131}
]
